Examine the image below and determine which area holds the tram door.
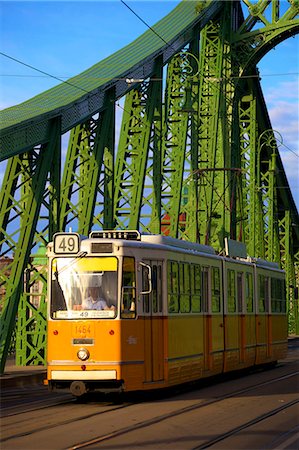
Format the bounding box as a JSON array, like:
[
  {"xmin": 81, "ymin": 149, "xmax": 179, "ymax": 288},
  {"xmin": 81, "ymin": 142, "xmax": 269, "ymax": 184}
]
[{"xmin": 142, "ymin": 260, "xmax": 164, "ymax": 383}]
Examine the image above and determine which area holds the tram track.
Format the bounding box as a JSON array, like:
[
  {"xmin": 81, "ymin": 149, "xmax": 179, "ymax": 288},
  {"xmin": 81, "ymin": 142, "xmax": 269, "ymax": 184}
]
[
  {"xmin": 1, "ymin": 395, "xmax": 75, "ymax": 418},
  {"xmin": 1, "ymin": 400, "xmax": 129, "ymax": 443},
  {"xmin": 68, "ymin": 370, "xmax": 298, "ymax": 450},
  {"xmin": 1, "ymin": 367, "xmax": 298, "ymax": 449},
  {"xmin": 193, "ymin": 398, "xmax": 299, "ymax": 449}
]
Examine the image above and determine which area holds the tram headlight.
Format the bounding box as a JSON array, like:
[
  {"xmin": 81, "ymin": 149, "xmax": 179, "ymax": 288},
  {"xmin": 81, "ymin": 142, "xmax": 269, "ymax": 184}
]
[{"xmin": 77, "ymin": 348, "xmax": 90, "ymax": 361}]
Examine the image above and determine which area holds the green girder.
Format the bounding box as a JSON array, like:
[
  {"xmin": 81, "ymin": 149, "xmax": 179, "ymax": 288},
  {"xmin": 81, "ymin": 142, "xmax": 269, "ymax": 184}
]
[
  {"xmin": 0, "ymin": 1, "xmax": 298, "ymax": 372},
  {"xmin": 0, "ymin": 119, "xmax": 61, "ymax": 372}
]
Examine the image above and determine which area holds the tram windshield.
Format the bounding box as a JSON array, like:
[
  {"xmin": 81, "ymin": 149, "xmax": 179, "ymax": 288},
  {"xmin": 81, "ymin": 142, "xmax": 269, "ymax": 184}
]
[{"xmin": 50, "ymin": 257, "xmax": 118, "ymax": 319}]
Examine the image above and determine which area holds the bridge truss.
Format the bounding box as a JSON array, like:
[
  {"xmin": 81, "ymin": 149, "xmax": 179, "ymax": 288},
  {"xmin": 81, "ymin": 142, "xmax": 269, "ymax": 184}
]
[{"xmin": 0, "ymin": 0, "xmax": 298, "ymax": 372}]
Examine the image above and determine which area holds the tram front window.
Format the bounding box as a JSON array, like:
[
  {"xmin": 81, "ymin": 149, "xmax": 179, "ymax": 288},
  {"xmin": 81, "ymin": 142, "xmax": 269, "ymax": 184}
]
[{"xmin": 51, "ymin": 257, "xmax": 118, "ymax": 319}]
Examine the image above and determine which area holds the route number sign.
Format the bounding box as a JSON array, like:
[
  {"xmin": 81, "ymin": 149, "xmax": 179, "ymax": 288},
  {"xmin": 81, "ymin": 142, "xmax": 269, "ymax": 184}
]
[{"xmin": 53, "ymin": 233, "xmax": 80, "ymax": 254}]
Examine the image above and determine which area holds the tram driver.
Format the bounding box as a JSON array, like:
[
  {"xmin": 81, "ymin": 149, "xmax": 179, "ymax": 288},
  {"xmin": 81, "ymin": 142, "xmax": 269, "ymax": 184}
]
[
  {"xmin": 82, "ymin": 286, "xmax": 115, "ymax": 311},
  {"xmin": 82, "ymin": 287, "xmax": 115, "ymax": 311}
]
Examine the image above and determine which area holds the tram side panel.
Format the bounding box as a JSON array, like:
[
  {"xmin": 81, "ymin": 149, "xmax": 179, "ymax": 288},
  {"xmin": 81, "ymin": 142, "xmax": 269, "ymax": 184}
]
[
  {"xmin": 270, "ymin": 273, "xmax": 288, "ymax": 361},
  {"xmin": 203, "ymin": 261, "xmax": 224, "ymax": 375},
  {"xmin": 222, "ymin": 260, "xmax": 241, "ymax": 372},
  {"xmin": 222, "ymin": 259, "xmax": 260, "ymax": 372},
  {"xmin": 140, "ymin": 258, "xmax": 165, "ymax": 387},
  {"xmin": 118, "ymin": 252, "xmax": 157, "ymax": 391},
  {"xmin": 166, "ymin": 254, "xmax": 225, "ymax": 386},
  {"xmin": 243, "ymin": 268, "xmax": 257, "ymax": 367},
  {"xmin": 255, "ymin": 264, "xmax": 288, "ymax": 365}
]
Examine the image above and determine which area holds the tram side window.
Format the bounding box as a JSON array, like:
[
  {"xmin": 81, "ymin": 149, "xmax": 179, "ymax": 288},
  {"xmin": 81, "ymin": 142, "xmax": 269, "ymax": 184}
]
[
  {"xmin": 142, "ymin": 264, "xmax": 150, "ymax": 314},
  {"xmin": 121, "ymin": 257, "xmax": 136, "ymax": 318},
  {"xmin": 191, "ymin": 264, "xmax": 201, "ymax": 312},
  {"xmin": 227, "ymin": 269, "xmax": 236, "ymax": 313},
  {"xmin": 152, "ymin": 265, "xmax": 163, "ymax": 313},
  {"xmin": 259, "ymin": 275, "xmax": 270, "ymax": 313},
  {"xmin": 201, "ymin": 267, "xmax": 209, "ymax": 313},
  {"xmin": 237, "ymin": 272, "xmax": 244, "ymax": 313},
  {"xmin": 152, "ymin": 265, "xmax": 158, "ymax": 313},
  {"xmin": 157, "ymin": 265, "xmax": 163, "ymax": 312},
  {"xmin": 180, "ymin": 263, "xmax": 191, "ymax": 313},
  {"xmin": 271, "ymin": 278, "xmax": 286, "ymax": 313},
  {"xmin": 168, "ymin": 261, "xmax": 179, "ymax": 313},
  {"xmin": 212, "ymin": 267, "xmax": 221, "ymax": 313},
  {"xmin": 245, "ymin": 272, "xmax": 254, "ymax": 313}
]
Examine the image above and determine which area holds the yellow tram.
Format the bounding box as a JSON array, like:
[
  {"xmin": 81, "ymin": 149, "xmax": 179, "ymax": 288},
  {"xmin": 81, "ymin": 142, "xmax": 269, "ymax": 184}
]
[{"xmin": 46, "ymin": 231, "xmax": 287, "ymax": 397}]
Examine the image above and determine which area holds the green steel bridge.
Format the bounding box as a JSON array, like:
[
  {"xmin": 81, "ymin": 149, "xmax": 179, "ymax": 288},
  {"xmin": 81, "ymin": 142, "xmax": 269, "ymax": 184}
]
[{"xmin": 0, "ymin": 0, "xmax": 298, "ymax": 373}]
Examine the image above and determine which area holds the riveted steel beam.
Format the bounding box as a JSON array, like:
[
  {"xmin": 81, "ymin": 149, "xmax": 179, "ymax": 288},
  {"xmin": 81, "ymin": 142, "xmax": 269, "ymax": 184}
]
[{"xmin": 0, "ymin": 118, "xmax": 61, "ymax": 372}]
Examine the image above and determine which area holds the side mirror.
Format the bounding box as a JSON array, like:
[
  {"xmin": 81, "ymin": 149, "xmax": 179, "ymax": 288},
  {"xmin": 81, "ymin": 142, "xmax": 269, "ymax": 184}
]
[{"xmin": 139, "ymin": 262, "xmax": 152, "ymax": 295}]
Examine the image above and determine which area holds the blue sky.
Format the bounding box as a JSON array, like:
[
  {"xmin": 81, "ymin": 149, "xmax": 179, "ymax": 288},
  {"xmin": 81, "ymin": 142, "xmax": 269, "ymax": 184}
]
[{"xmin": 0, "ymin": 0, "xmax": 298, "ymax": 208}]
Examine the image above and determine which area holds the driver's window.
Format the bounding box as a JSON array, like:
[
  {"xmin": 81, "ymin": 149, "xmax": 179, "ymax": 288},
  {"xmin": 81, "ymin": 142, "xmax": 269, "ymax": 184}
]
[{"xmin": 121, "ymin": 257, "xmax": 136, "ymax": 318}]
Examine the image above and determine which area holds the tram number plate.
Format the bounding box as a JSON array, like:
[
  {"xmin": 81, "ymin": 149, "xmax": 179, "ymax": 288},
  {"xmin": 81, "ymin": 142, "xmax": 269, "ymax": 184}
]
[
  {"xmin": 53, "ymin": 233, "xmax": 80, "ymax": 254},
  {"xmin": 73, "ymin": 322, "xmax": 94, "ymax": 338}
]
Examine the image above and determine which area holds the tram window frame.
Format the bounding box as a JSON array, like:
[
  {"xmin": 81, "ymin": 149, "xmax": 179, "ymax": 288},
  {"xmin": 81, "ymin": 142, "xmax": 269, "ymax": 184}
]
[
  {"xmin": 157, "ymin": 264, "xmax": 163, "ymax": 313},
  {"xmin": 227, "ymin": 269, "xmax": 236, "ymax": 313},
  {"xmin": 180, "ymin": 262, "xmax": 191, "ymax": 313},
  {"xmin": 167, "ymin": 261, "xmax": 179, "ymax": 313},
  {"xmin": 191, "ymin": 264, "xmax": 201, "ymax": 312},
  {"xmin": 152, "ymin": 265, "xmax": 158, "ymax": 313},
  {"xmin": 201, "ymin": 267, "xmax": 210, "ymax": 313},
  {"xmin": 237, "ymin": 272, "xmax": 244, "ymax": 313},
  {"xmin": 121, "ymin": 256, "xmax": 136, "ymax": 319},
  {"xmin": 50, "ymin": 256, "xmax": 118, "ymax": 319},
  {"xmin": 258, "ymin": 274, "xmax": 270, "ymax": 313},
  {"xmin": 271, "ymin": 277, "xmax": 286, "ymax": 313},
  {"xmin": 211, "ymin": 267, "xmax": 221, "ymax": 313},
  {"xmin": 152, "ymin": 264, "xmax": 163, "ymax": 314},
  {"xmin": 245, "ymin": 272, "xmax": 254, "ymax": 313},
  {"xmin": 142, "ymin": 264, "xmax": 150, "ymax": 314}
]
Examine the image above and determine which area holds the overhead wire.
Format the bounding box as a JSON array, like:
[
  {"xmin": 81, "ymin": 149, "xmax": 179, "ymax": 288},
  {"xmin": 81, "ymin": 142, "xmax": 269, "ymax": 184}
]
[
  {"xmin": 120, "ymin": 0, "xmax": 170, "ymax": 47},
  {"xmin": 120, "ymin": 0, "xmax": 299, "ymax": 162},
  {"xmin": 0, "ymin": 72, "xmax": 298, "ymax": 79},
  {"xmin": 0, "ymin": 2, "xmax": 297, "ymax": 163},
  {"xmin": 0, "ymin": 51, "xmax": 90, "ymax": 94},
  {"xmin": 280, "ymin": 142, "xmax": 299, "ymax": 158}
]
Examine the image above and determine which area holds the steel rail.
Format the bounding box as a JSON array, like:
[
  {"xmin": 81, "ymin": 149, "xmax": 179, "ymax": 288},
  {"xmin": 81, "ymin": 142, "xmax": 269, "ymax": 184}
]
[
  {"xmin": 70, "ymin": 371, "xmax": 299, "ymax": 450},
  {"xmin": 194, "ymin": 399, "xmax": 299, "ymax": 449},
  {"xmin": 1, "ymin": 369, "xmax": 297, "ymax": 447}
]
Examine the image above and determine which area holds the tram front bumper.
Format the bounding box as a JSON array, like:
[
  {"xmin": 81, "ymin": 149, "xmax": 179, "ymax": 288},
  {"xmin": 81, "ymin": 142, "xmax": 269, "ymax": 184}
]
[
  {"xmin": 48, "ymin": 369, "xmax": 124, "ymax": 395},
  {"xmin": 51, "ymin": 369, "xmax": 117, "ymax": 380}
]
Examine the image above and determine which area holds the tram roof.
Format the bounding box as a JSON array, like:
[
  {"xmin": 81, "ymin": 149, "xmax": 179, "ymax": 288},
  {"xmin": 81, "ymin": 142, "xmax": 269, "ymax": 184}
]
[{"xmin": 140, "ymin": 234, "xmax": 216, "ymax": 255}]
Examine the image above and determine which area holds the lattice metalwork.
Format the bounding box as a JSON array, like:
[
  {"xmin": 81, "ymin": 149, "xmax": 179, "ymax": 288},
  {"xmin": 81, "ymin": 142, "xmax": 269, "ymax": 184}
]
[{"xmin": 0, "ymin": 119, "xmax": 61, "ymax": 372}]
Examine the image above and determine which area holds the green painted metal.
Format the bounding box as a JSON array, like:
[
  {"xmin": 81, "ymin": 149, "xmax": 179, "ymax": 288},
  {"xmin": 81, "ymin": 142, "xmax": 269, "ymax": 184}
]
[
  {"xmin": 60, "ymin": 91, "xmax": 115, "ymax": 234},
  {"xmin": 0, "ymin": 1, "xmax": 299, "ymax": 371},
  {"xmin": 0, "ymin": 0, "xmax": 223, "ymax": 159},
  {"xmin": 180, "ymin": 39, "xmax": 201, "ymax": 243},
  {"xmin": 114, "ymin": 60, "xmax": 163, "ymax": 232},
  {"xmin": 258, "ymin": 131, "xmax": 281, "ymax": 263},
  {"xmin": 238, "ymin": 90, "xmax": 259, "ymax": 254},
  {"xmin": 140, "ymin": 64, "xmax": 163, "ymax": 235},
  {"xmin": 16, "ymin": 246, "xmax": 48, "ymax": 365},
  {"xmin": 160, "ymin": 52, "xmax": 190, "ymax": 238},
  {"xmin": 279, "ymin": 211, "xmax": 298, "ymax": 334},
  {"xmin": 0, "ymin": 119, "xmax": 61, "ymax": 372},
  {"xmin": 196, "ymin": 8, "xmax": 232, "ymax": 248}
]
